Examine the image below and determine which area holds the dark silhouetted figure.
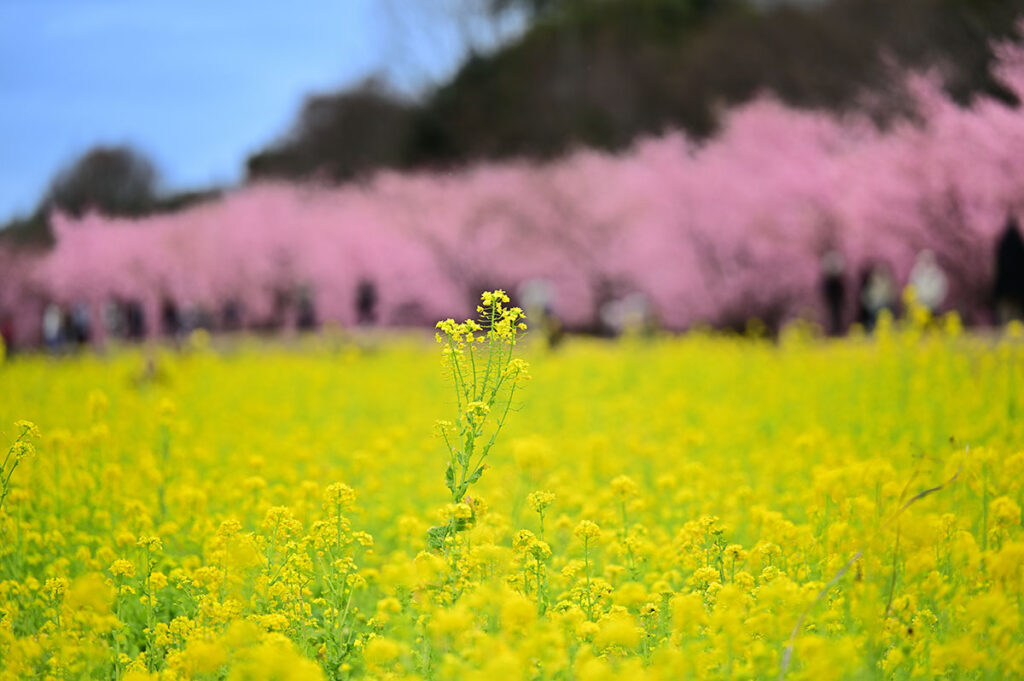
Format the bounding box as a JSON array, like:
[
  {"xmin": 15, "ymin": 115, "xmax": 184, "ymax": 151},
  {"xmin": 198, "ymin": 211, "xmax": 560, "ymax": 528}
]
[
  {"xmin": 183, "ymin": 306, "xmax": 214, "ymax": 332},
  {"xmin": 995, "ymin": 216, "xmax": 1024, "ymax": 324},
  {"xmin": 1, "ymin": 315, "xmax": 14, "ymax": 353},
  {"xmin": 820, "ymin": 251, "xmax": 845, "ymax": 336},
  {"xmin": 125, "ymin": 301, "xmax": 146, "ymax": 340},
  {"xmin": 222, "ymin": 300, "xmax": 243, "ymax": 331},
  {"xmin": 270, "ymin": 288, "xmax": 292, "ymax": 330},
  {"xmin": 161, "ymin": 299, "xmax": 181, "ymax": 337},
  {"xmin": 356, "ymin": 280, "xmax": 377, "ymax": 325},
  {"xmin": 542, "ymin": 304, "xmax": 565, "ymax": 349},
  {"xmin": 296, "ymin": 286, "xmax": 318, "ymax": 331},
  {"xmin": 69, "ymin": 303, "xmax": 91, "ymax": 345},
  {"xmin": 592, "ymin": 277, "xmax": 618, "ymax": 337},
  {"xmin": 856, "ymin": 267, "xmax": 872, "ymax": 328}
]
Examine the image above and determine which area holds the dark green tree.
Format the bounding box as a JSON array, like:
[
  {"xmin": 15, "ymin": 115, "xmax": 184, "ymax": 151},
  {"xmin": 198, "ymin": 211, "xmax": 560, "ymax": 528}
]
[{"xmin": 47, "ymin": 145, "xmax": 159, "ymax": 218}]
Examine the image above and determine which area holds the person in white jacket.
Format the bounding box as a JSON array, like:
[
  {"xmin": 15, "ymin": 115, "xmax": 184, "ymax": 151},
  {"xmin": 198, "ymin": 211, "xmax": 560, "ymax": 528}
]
[{"xmin": 909, "ymin": 250, "xmax": 948, "ymax": 314}]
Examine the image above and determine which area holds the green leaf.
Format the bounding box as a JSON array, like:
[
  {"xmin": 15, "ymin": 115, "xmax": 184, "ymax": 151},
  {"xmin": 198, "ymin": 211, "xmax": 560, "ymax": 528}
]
[
  {"xmin": 445, "ymin": 462, "xmax": 455, "ymax": 493},
  {"xmin": 426, "ymin": 525, "xmax": 449, "ymax": 551}
]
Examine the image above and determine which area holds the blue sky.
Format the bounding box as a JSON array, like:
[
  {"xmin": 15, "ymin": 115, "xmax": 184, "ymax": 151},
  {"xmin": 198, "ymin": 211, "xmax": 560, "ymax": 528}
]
[{"xmin": 0, "ymin": 1, "xmax": 520, "ymax": 222}]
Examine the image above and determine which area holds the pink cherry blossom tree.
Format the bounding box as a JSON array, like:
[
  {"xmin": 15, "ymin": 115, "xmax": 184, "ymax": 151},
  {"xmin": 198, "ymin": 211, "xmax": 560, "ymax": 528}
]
[{"xmin": 4, "ymin": 32, "xmax": 1024, "ymax": 346}]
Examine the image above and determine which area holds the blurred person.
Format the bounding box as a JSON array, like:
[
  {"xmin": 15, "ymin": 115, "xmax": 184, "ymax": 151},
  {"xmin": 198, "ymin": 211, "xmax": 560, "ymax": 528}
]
[
  {"xmin": 296, "ymin": 285, "xmax": 318, "ymax": 331},
  {"xmin": 103, "ymin": 300, "xmax": 125, "ymax": 339},
  {"xmin": 908, "ymin": 250, "xmax": 947, "ymax": 315},
  {"xmin": 600, "ymin": 292, "xmax": 655, "ymax": 337},
  {"xmin": 856, "ymin": 267, "xmax": 871, "ymax": 328},
  {"xmin": 1, "ymin": 314, "xmax": 14, "ymax": 354},
  {"xmin": 994, "ymin": 215, "xmax": 1024, "ymax": 323},
  {"xmin": 820, "ymin": 250, "xmax": 845, "ymax": 336},
  {"xmin": 517, "ymin": 278, "xmax": 563, "ymax": 348},
  {"xmin": 356, "ymin": 279, "xmax": 378, "ymax": 325},
  {"xmin": 593, "ymin": 278, "xmax": 618, "ymax": 336},
  {"xmin": 222, "ymin": 299, "xmax": 244, "ymax": 331},
  {"xmin": 267, "ymin": 288, "xmax": 292, "ymax": 331},
  {"xmin": 542, "ymin": 304, "xmax": 565, "ymax": 349},
  {"xmin": 599, "ymin": 297, "xmax": 623, "ymax": 337},
  {"xmin": 182, "ymin": 306, "xmax": 214, "ymax": 334},
  {"xmin": 517, "ymin": 278, "xmax": 553, "ymax": 320},
  {"xmin": 858, "ymin": 263, "xmax": 896, "ymax": 332},
  {"xmin": 43, "ymin": 303, "xmax": 63, "ymax": 351},
  {"xmin": 125, "ymin": 301, "xmax": 146, "ymax": 340},
  {"xmin": 70, "ymin": 302, "xmax": 91, "ymax": 345},
  {"xmin": 161, "ymin": 299, "xmax": 181, "ymax": 338}
]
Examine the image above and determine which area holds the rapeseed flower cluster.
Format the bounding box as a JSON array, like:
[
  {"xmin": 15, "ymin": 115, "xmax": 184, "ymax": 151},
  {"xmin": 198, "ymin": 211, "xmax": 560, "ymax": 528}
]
[{"xmin": 0, "ymin": 300, "xmax": 1022, "ymax": 679}]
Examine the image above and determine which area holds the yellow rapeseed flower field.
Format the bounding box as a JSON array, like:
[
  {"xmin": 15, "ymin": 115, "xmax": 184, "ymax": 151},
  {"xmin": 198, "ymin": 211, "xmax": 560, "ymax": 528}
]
[{"xmin": 1, "ymin": 300, "xmax": 1023, "ymax": 680}]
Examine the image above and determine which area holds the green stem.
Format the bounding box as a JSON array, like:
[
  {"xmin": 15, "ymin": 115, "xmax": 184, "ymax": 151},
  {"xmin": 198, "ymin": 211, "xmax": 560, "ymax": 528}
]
[{"xmin": 583, "ymin": 538, "xmax": 594, "ymax": 621}]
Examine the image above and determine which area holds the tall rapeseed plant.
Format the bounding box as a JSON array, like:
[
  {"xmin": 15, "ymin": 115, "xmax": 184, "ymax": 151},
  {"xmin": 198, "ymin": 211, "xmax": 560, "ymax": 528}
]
[{"xmin": 428, "ymin": 290, "xmax": 529, "ymax": 551}]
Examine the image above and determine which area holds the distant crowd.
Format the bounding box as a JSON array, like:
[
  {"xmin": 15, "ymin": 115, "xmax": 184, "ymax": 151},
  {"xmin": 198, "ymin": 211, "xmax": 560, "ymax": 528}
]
[
  {"xmin": 812, "ymin": 215, "xmax": 1020, "ymax": 336},
  {"xmin": 819, "ymin": 215, "xmax": 1024, "ymax": 336},
  {"xmin": 3, "ymin": 215, "xmax": 1022, "ymax": 356}
]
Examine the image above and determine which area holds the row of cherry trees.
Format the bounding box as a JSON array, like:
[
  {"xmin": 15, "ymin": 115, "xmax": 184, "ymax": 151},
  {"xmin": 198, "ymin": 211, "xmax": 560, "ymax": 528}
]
[{"xmin": 3, "ymin": 38, "xmax": 1024, "ymax": 346}]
